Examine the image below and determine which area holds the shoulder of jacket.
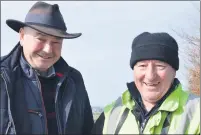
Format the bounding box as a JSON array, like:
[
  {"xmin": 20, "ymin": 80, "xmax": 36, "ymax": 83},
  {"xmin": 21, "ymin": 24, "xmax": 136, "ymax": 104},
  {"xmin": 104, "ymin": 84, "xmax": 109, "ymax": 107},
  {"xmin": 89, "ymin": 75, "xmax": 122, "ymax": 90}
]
[
  {"xmin": 0, "ymin": 55, "xmax": 9, "ymax": 68},
  {"xmin": 104, "ymin": 102, "xmax": 116, "ymax": 114},
  {"xmin": 1, "ymin": 55, "xmax": 8, "ymax": 61},
  {"xmin": 186, "ymin": 93, "xmax": 200, "ymax": 107},
  {"xmin": 67, "ymin": 66, "xmax": 87, "ymax": 95},
  {"xmin": 183, "ymin": 93, "xmax": 200, "ymax": 119},
  {"xmin": 104, "ymin": 97, "xmax": 122, "ymax": 114},
  {"xmin": 68, "ymin": 66, "xmax": 82, "ymax": 79}
]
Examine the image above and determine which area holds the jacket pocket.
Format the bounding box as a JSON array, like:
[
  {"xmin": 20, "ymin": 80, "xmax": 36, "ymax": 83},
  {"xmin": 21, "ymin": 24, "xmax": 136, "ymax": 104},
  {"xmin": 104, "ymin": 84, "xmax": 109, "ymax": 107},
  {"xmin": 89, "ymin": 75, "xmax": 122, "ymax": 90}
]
[{"xmin": 28, "ymin": 109, "xmax": 44, "ymax": 134}]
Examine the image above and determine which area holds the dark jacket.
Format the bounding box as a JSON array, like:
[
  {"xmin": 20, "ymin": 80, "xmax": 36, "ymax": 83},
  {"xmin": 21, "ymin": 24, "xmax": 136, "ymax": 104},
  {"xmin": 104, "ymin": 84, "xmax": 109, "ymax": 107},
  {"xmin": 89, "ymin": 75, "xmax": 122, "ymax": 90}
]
[{"xmin": 0, "ymin": 42, "xmax": 94, "ymax": 134}]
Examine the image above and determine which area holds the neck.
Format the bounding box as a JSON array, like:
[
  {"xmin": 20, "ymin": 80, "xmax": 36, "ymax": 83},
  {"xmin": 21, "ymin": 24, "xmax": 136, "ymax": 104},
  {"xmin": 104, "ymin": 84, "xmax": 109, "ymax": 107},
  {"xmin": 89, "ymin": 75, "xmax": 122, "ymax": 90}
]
[
  {"xmin": 142, "ymin": 99, "xmax": 156, "ymax": 112},
  {"xmin": 35, "ymin": 66, "xmax": 55, "ymax": 78},
  {"xmin": 36, "ymin": 69, "xmax": 49, "ymax": 75}
]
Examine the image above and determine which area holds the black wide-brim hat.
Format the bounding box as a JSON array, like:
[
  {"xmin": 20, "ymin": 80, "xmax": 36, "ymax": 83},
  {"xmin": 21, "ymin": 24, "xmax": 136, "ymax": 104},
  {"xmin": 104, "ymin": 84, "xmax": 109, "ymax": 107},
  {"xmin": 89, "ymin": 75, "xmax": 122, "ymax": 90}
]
[{"xmin": 6, "ymin": 1, "xmax": 82, "ymax": 39}]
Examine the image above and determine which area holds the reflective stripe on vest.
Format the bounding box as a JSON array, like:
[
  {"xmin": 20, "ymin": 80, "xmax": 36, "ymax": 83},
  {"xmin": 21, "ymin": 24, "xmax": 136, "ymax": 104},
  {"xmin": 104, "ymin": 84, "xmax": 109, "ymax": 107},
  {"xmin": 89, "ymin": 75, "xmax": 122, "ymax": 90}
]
[
  {"xmin": 106, "ymin": 93, "xmax": 199, "ymax": 134},
  {"xmin": 107, "ymin": 97, "xmax": 122, "ymax": 134},
  {"xmin": 175, "ymin": 93, "xmax": 200, "ymax": 134}
]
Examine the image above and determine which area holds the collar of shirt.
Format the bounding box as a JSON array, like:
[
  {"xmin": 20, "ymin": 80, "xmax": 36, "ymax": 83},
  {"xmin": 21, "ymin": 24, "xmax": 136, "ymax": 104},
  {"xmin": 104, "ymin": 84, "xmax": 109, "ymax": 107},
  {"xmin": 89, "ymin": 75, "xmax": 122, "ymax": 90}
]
[{"xmin": 20, "ymin": 52, "xmax": 56, "ymax": 78}]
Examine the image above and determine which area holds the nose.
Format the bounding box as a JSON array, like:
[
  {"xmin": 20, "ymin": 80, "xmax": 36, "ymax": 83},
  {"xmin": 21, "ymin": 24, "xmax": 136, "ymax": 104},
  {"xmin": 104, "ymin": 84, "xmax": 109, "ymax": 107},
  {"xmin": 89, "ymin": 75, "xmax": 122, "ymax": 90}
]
[
  {"xmin": 42, "ymin": 42, "xmax": 53, "ymax": 53},
  {"xmin": 145, "ymin": 65, "xmax": 156, "ymax": 81}
]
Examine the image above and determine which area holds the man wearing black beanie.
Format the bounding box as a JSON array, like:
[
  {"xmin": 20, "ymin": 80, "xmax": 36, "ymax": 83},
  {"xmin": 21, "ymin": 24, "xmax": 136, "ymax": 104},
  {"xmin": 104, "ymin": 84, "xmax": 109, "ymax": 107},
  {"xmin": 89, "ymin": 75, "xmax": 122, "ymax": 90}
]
[
  {"xmin": 92, "ymin": 32, "xmax": 200, "ymax": 134},
  {"xmin": 130, "ymin": 32, "xmax": 179, "ymax": 70}
]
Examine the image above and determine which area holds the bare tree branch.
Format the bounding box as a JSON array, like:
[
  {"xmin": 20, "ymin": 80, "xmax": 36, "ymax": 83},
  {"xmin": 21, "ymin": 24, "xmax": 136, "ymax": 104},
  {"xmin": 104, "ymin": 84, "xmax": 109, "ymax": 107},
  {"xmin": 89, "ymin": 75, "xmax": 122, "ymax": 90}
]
[{"xmin": 173, "ymin": 5, "xmax": 200, "ymax": 95}]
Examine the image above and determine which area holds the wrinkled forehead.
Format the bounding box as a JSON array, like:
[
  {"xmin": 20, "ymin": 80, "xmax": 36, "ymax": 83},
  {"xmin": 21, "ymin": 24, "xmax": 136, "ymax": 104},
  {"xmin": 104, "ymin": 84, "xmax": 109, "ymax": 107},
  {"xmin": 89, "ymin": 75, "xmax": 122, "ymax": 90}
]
[{"xmin": 23, "ymin": 26, "xmax": 63, "ymax": 40}]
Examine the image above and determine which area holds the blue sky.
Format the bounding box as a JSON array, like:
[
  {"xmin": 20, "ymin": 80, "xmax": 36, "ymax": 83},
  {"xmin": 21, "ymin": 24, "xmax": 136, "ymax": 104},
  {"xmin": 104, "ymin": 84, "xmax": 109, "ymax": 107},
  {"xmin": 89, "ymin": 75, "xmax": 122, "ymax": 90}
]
[{"xmin": 1, "ymin": 1, "xmax": 200, "ymax": 106}]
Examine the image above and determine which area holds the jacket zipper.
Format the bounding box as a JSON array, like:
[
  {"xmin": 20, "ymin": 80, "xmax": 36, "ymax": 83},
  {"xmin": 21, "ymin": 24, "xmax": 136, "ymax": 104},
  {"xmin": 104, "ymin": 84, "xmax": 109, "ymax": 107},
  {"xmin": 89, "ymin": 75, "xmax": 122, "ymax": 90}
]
[
  {"xmin": 141, "ymin": 111, "xmax": 158, "ymax": 133},
  {"xmin": 1, "ymin": 71, "xmax": 17, "ymax": 134},
  {"xmin": 35, "ymin": 73, "xmax": 48, "ymax": 134},
  {"xmin": 55, "ymin": 75, "xmax": 67, "ymax": 134},
  {"xmin": 137, "ymin": 121, "xmax": 142, "ymax": 135},
  {"xmin": 28, "ymin": 110, "xmax": 43, "ymax": 117},
  {"xmin": 132, "ymin": 98, "xmax": 150, "ymax": 134},
  {"xmin": 133, "ymin": 98, "xmax": 159, "ymax": 134}
]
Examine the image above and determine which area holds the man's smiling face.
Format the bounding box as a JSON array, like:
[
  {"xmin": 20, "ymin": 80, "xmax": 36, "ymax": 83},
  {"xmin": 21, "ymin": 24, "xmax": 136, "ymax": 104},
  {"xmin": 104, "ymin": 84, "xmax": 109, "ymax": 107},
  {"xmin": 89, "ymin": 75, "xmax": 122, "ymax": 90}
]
[
  {"xmin": 133, "ymin": 60, "xmax": 176, "ymax": 104},
  {"xmin": 19, "ymin": 26, "xmax": 63, "ymax": 71}
]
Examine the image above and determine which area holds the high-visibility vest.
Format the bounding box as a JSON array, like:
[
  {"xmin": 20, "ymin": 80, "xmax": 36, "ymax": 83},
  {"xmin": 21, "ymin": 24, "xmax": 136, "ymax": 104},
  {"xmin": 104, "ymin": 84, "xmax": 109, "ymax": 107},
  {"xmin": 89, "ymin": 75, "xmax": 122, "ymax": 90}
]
[{"xmin": 103, "ymin": 84, "xmax": 200, "ymax": 134}]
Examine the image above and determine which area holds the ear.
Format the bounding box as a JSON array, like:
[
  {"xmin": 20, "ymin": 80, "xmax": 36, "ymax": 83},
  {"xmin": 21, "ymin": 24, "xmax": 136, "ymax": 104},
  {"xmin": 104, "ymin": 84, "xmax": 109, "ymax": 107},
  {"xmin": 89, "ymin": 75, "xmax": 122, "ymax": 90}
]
[
  {"xmin": 19, "ymin": 27, "xmax": 25, "ymax": 46},
  {"xmin": 174, "ymin": 70, "xmax": 176, "ymax": 77}
]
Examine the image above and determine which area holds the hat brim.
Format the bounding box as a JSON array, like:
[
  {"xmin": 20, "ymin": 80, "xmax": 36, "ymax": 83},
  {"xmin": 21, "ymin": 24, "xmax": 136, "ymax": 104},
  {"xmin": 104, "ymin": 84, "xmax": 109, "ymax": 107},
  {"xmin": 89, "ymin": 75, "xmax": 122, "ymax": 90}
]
[{"xmin": 6, "ymin": 19, "xmax": 82, "ymax": 39}]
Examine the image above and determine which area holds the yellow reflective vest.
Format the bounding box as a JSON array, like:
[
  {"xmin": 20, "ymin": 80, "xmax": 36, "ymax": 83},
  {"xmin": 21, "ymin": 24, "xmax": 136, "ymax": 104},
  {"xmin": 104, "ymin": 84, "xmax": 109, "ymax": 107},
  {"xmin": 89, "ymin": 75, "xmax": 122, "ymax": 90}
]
[{"xmin": 103, "ymin": 84, "xmax": 200, "ymax": 134}]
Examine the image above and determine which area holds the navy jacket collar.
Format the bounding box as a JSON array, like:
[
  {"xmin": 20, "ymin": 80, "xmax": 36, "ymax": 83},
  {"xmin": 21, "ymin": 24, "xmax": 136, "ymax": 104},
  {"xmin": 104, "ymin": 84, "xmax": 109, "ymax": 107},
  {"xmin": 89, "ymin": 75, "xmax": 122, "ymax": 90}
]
[{"xmin": 20, "ymin": 52, "xmax": 56, "ymax": 79}]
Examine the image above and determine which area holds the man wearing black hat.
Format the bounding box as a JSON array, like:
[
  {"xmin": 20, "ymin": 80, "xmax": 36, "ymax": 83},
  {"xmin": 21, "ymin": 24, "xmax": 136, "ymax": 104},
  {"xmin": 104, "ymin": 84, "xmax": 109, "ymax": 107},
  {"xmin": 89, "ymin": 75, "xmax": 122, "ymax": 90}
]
[
  {"xmin": 92, "ymin": 32, "xmax": 200, "ymax": 134},
  {"xmin": 0, "ymin": 1, "xmax": 93, "ymax": 134}
]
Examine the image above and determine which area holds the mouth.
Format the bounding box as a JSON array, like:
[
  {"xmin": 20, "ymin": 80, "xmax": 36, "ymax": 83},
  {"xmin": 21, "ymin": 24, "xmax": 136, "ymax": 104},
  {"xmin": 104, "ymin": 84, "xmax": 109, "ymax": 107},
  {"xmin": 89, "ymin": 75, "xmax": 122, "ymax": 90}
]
[
  {"xmin": 37, "ymin": 54, "xmax": 53, "ymax": 59},
  {"xmin": 144, "ymin": 82, "xmax": 160, "ymax": 87}
]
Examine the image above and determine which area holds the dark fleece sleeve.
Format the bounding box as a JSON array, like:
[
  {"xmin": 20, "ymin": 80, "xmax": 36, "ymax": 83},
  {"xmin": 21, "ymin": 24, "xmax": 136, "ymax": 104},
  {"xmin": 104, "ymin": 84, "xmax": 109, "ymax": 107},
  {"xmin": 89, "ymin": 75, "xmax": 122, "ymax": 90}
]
[
  {"xmin": 82, "ymin": 92, "xmax": 94, "ymax": 135},
  {"xmin": 91, "ymin": 112, "xmax": 105, "ymax": 134},
  {"xmin": 71, "ymin": 67, "xmax": 94, "ymax": 135}
]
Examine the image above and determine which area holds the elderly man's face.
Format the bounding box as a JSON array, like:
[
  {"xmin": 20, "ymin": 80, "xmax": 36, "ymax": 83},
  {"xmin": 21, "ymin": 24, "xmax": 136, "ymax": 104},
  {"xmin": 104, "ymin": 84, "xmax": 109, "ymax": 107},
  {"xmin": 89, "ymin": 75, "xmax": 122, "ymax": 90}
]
[
  {"xmin": 19, "ymin": 27, "xmax": 63, "ymax": 71},
  {"xmin": 133, "ymin": 60, "xmax": 176, "ymax": 104}
]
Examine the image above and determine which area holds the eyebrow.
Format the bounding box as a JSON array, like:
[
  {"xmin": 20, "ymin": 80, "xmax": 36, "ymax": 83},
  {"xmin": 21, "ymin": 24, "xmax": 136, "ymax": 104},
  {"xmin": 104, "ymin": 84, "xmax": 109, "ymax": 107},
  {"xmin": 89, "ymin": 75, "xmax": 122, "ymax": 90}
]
[{"xmin": 35, "ymin": 32, "xmax": 47, "ymax": 37}]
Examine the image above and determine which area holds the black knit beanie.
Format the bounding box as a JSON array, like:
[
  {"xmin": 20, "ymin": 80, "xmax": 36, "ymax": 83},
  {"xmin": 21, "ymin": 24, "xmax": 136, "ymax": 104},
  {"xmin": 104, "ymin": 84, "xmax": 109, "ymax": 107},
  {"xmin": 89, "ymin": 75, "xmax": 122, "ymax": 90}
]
[{"xmin": 130, "ymin": 32, "xmax": 179, "ymax": 70}]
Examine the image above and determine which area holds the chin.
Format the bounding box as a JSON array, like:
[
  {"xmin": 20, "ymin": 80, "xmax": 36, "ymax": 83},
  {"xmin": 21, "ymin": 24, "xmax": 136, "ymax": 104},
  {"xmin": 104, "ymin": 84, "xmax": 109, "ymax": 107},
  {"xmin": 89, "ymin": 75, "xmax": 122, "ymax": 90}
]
[
  {"xmin": 143, "ymin": 92, "xmax": 161, "ymax": 100},
  {"xmin": 144, "ymin": 97, "xmax": 160, "ymax": 103}
]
